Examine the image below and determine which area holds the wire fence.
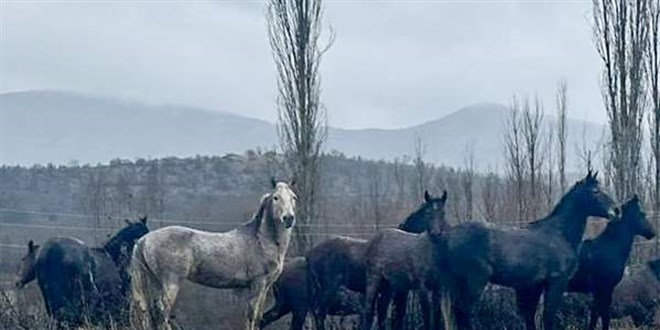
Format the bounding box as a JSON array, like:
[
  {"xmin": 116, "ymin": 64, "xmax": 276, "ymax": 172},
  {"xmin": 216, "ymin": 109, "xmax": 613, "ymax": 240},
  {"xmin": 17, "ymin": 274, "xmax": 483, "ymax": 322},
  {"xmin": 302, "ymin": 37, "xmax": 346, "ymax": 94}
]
[{"xmin": 1, "ymin": 207, "xmax": 659, "ymax": 246}]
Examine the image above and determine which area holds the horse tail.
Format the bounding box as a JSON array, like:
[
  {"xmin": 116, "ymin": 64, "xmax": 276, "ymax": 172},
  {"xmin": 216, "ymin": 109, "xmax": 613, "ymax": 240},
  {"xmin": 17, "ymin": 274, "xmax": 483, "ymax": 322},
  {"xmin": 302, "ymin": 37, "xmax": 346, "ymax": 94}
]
[
  {"xmin": 305, "ymin": 258, "xmax": 321, "ymax": 314},
  {"xmin": 129, "ymin": 238, "xmax": 158, "ymax": 330}
]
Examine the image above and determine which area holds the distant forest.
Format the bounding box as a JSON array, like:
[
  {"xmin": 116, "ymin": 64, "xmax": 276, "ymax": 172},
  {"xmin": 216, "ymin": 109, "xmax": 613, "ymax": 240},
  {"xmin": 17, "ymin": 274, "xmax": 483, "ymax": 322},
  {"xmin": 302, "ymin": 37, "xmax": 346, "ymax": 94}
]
[{"xmin": 1, "ymin": 149, "xmax": 657, "ymax": 276}]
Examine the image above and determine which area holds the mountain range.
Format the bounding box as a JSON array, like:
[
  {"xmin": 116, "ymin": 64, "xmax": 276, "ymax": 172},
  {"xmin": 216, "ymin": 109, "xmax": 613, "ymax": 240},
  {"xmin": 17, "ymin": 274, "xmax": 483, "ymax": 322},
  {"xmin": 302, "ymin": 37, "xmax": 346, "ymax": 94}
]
[{"xmin": 0, "ymin": 90, "xmax": 604, "ymax": 171}]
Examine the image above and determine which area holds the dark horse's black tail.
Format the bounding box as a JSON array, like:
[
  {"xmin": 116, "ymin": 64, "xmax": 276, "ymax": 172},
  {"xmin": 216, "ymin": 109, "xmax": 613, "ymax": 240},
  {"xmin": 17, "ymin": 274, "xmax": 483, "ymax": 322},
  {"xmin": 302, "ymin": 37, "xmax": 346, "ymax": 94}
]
[{"xmin": 306, "ymin": 257, "xmax": 323, "ymax": 324}]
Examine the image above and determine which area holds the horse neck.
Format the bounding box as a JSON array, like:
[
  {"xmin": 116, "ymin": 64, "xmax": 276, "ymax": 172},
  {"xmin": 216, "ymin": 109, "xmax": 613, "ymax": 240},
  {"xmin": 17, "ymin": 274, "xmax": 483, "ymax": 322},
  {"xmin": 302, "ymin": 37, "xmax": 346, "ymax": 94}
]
[
  {"xmin": 256, "ymin": 213, "xmax": 291, "ymax": 254},
  {"xmin": 399, "ymin": 206, "xmax": 429, "ymax": 234},
  {"xmin": 540, "ymin": 196, "xmax": 590, "ymax": 249},
  {"xmin": 102, "ymin": 234, "xmax": 127, "ymax": 265},
  {"xmin": 597, "ymin": 220, "xmax": 636, "ymax": 259}
]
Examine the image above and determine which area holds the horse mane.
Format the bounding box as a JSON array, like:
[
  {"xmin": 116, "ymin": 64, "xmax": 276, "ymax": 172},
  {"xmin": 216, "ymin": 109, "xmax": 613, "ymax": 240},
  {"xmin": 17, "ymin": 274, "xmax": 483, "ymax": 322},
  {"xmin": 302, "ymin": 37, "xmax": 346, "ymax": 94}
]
[
  {"xmin": 399, "ymin": 202, "xmax": 429, "ymax": 227},
  {"xmin": 240, "ymin": 193, "xmax": 270, "ymax": 237},
  {"xmin": 102, "ymin": 228, "xmax": 130, "ymax": 264},
  {"xmin": 526, "ymin": 179, "xmax": 586, "ymax": 229}
]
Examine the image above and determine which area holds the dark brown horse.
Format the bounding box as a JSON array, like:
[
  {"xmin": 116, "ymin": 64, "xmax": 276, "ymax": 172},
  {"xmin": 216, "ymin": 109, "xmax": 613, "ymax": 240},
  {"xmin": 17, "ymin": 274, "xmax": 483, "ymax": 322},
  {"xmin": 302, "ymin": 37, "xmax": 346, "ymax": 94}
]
[
  {"xmin": 259, "ymin": 257, "xmax": 361, "ymax": 330},
  {"xmin": 306, "ymin": 190, "xmax": 448, "ymax": 330},
  {"xmin": 361, "ymin": 191, "xmax": 448, "ymax": 330},
  {"xmin": 15, "ymin": 217, "xmax": 149, "ymax": 328},
  {"xmin": 439, "ymin": 171, "xmax": 617, "ymax": 330},
  {"xmin": 567, "ymin": 195, "xmax": 656, "ymax": 330}
]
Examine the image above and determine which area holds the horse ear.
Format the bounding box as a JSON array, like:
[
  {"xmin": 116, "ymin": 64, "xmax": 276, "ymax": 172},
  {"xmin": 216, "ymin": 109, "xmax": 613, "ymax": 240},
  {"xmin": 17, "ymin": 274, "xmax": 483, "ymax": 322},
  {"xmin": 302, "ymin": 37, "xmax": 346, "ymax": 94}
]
[
  {"xmin": 28, "ymin": 240, "xmax": 39, "ymax": 253},
  {"xmin": 271, "ymin": 177, "xmax": 277, "ymax": 189},
  {"xmin": 441, "ymin": 190, "xmax": 448, "ymax": 202},
  {"xmin": 587, "ymin": 170, "xmax": 593, "ymax": 179},
  {"xmin": 289, "ymin": 178, "xmax": 296, "ymax": 187},
  {"xmin": 140, "ymin": 216, "xmax": 148, "ymax": 225},
  {"xmin": 424, "ymin": 190, "xmax": 431, "ymax": 202},
  {"xmin": 593, "ymin": 171, "xmax": 599, "ymax": 179},
  {"xmin": 124, "ymin": 219, "xmax": 131, "ymax": 225}
]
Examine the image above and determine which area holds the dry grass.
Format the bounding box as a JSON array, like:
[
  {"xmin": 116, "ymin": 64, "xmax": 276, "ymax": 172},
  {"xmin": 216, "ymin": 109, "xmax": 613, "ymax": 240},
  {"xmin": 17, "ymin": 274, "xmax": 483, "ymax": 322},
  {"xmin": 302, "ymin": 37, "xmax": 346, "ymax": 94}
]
[{"xmin": 1, "ymin": 284, "xmax": 658, "ymax": 330}]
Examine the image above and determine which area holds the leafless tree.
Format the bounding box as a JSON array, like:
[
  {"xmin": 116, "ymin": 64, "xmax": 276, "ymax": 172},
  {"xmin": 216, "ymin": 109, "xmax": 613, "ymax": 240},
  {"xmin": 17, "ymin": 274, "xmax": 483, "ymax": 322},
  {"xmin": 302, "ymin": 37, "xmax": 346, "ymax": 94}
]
[
  {"xmin": 79, "ymin": 169, "xmax": 109, "ymax": 244},
  {"xmin": 504, "ymin": 96, "xmax": 527, "ymax": 220},
  {"xmin": 522, "ymin": 96, "xmax": 545, "ymax": 214},
  {"xmin": 413, "ymin": 135, "xmax": 428, "ymax": 199},
  {"xmin": 267, "ymin": 0, "xmax": 332, "ymax": 252},
  {"xmin": 556, "ymin": 79, "xmax": 568, "ymax": 193},
  {"xmin": 593, "ymin": 0, "xmax": 651, "ymax": 200},
  {"xmin": 367, "ymin": 161, "xmax": 384, "ymax": 229},
  {"xmin": 648, "ymin": 0, "xmax": 660, "ymax": 211},
  {"xmin": 545, "ymin": 123, "xmax": 556, "ymax": 211},
  {"xmin": 460, "ymin": 143, "xmax": 475, "ymax": 220},
  {"xmin": 480, "ymin": 169, "xmax": 501, "ymax": 222}
]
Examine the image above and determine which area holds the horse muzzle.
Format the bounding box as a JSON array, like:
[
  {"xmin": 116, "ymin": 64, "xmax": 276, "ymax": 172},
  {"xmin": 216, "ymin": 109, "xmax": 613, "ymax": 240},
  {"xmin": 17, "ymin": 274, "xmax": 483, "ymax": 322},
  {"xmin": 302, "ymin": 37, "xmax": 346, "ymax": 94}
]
[{"xmin": 283, "ymin": 215, "xmax": 295, "ymax": 229}]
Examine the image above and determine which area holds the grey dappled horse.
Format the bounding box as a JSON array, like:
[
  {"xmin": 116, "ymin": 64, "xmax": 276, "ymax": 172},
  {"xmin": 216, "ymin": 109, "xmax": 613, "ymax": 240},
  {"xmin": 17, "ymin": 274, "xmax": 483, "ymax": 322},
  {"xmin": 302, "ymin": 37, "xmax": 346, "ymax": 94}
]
[
  {"xmin": 439, "ymin": 171, "xmax": 618, "ymax": 330},
  {"xmin": 362, "ymin": 190, "xmax": 448, "ymax": 330},
  {"xmin": 130, "ymin": 180, "xmax": 296, "ymax": 330}
]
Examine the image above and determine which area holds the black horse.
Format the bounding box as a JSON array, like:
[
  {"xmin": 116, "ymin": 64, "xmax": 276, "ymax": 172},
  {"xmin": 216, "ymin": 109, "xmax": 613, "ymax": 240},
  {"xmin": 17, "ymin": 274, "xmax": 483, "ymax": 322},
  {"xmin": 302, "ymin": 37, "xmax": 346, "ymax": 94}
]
[
  {"xmin": 259, "ymin": 257, "xmax": 361, "ymax": 330},
  {"xmin": 567, "ymin": 195, "xmax": 656, "ymax": 330},
  {"xmin": 16, "ymin": 217, "xmax": 149, "ymax": 327},
  {"xmin": 438, "ymin": 171, "xmax": 618, "ymax": 330},
  {"xmin": 362, "ymin": 190, "xmax": 448, "ymax": 330},
  {"xmin": 303, "ymin": 190, "xmax": 447, "ymax": 330}
]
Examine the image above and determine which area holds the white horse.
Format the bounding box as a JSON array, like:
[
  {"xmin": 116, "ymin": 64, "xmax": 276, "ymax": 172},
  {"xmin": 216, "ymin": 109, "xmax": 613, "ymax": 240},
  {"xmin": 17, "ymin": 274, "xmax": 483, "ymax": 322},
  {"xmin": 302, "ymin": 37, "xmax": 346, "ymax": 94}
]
[{"xmin": 130, "ymin": 180, "xmax": 296, "ymax": 330}]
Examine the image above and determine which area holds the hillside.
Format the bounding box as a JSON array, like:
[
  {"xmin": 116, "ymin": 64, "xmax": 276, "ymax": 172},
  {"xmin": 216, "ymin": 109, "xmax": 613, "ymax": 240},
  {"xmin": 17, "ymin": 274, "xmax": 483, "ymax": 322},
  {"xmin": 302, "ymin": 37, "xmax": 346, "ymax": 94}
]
[{"xmin": 0, "ymin": 90, "xmax": 604, "ymax": 170}]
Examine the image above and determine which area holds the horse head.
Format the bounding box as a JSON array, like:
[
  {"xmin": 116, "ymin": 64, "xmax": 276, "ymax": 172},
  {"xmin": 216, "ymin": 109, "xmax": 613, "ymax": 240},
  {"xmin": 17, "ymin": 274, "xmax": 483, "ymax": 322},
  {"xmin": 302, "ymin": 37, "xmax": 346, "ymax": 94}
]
[
  {"xmin": 266, "ymin": 178, "xmax": 297, "ymax": 229},
  {"xmin": 15, "ymin": 240, "xmax": 39, "ymax": 289},
  {"xmin": 398, "ymin": 190, "xmax": 448, "ymax": 235},
  {"xmin": 105, "ymin": 216, "xmax": 149, "ymax": 267},
  {"xmin": 621, "ymin": 195, "xmax": 656, "ymax": 239},
  {"xmin": 571, "ymin": 170, "xmax": 618, "ymax": 220}
]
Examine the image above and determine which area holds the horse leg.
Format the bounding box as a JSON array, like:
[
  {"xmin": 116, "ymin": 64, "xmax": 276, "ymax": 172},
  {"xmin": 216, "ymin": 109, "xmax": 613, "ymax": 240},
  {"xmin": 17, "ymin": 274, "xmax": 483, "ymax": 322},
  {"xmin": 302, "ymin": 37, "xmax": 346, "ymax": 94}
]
[
  {"xmin": 432, "ymin": 289, "xmax": 445, "ymax": 330},
  {"xmin": 392, "ymin": 291, "xmax": 408, "ymax": 330},
  {"xmin": 259, "ymin": 300, "xmax": 289, "ymax": 329},
  {"xmin": 376, "ymin": 288, "xmax": 392, "ymax": 330},
  {"xmin": 594, "ymin": 288, "xmax": 613, "ymax": 330},
  {"xmin": 453, "ymin": 273, "xmax": 488, "ymax": 330},
  {"xmin": 361, "ymin": 273, "xmax": 382, "ymax": 330},
  {"xmin": 419, "ymin": 289, "xmax": 433, "ymax": 330},
  {"xmin": 542, "ymin": 280, "xmax": 568, "ymax": 330},
  {"xmin": 289, "ymin": 309, "xmax": 307, "ymax": 330},
  {"xmin": 587, "ymin": 299, "xmax": 599, "ymax": 330},
  {"xmin": 159, "ymin": 278, "xmax": 182, "ymax": 330},
  {"xmin": 245, "ymin": 281, "xmax": 268, "ymax": 330},
  {"xmin": 515, "ymin": 285, "xmax": 542, "ymax": 330},
  {"xmin": 312, "ymin": 306, "xmax": 327, "ymax": 330}
]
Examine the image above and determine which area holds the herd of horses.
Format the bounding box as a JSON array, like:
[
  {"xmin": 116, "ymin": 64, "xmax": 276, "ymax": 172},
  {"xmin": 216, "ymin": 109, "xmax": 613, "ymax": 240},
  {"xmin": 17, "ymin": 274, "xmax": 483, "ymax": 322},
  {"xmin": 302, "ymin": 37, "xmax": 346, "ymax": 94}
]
[{"xmin": 12, "ymin": 172, "xmax": 660, "ymax": 330}]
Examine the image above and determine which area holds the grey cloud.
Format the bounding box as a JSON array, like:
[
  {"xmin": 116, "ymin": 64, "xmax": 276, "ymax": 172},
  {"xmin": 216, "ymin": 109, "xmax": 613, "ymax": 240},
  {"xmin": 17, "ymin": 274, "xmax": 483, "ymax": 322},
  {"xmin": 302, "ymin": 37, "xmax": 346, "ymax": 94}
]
[{"xmin": 1, "ymin": 1, "xmax": 604, "ymax": 129}]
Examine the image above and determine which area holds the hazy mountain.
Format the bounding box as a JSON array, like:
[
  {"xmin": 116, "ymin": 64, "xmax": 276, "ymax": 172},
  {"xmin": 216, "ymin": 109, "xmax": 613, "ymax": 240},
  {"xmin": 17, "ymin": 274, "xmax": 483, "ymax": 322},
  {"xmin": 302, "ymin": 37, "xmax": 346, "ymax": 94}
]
[{"xmin": 0, "ymin": 90, "xmax": 604, "ymax": 170}]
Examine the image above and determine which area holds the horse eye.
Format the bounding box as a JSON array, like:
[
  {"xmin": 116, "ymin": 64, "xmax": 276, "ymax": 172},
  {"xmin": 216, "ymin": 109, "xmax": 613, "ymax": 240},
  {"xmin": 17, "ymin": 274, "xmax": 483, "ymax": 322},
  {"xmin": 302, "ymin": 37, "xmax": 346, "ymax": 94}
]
[{"xmin": 273, "ymin": 196, "xmax": 279, "ymax": 201}]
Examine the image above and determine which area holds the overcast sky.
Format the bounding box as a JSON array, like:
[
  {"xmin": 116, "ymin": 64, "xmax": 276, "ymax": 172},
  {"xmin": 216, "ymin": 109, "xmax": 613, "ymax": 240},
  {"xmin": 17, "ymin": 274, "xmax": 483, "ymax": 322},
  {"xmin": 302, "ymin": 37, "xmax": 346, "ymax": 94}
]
[{"xmin": 1, "ymin": 1, "xmax": 604, "ymax": 129}]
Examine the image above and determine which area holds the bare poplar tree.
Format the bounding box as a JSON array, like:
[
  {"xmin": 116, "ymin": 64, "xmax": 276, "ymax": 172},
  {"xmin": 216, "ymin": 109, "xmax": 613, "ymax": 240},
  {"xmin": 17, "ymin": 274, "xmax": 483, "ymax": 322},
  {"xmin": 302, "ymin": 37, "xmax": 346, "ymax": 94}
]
[
  {"xmin": 522, "ymin": 96, "xmax": 545, "ymax": 213},
  {"xmin": 556, "ymin": 79, "xmax": 568, "ymax": 193},
  {"xmin": 648, "ymin": 0, "xmax": 660, "ymax": 211},
  {"xmin": 504, "ymin": 97, "xmax": 527, "ymax": 220},
  {"xmin": 413, "ymin": 136, "xmax": 428, "ymax": 199},
  {"xmin": 593, "ymin": 0, "xmax": 651, "ymax": 200},
  {"xmin": 460, "ymin": 143, "xmax": 475, "ymax": 220},
  {"xmin": 267, "ymin": 0, "xmax": 331, "ymax": 252}
]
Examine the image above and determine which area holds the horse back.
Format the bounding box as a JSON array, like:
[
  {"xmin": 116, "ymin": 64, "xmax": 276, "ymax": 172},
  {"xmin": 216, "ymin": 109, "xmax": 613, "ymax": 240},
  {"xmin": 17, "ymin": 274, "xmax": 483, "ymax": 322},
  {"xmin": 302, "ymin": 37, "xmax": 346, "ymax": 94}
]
[
  {"xmin": 444, "ymin": 222, "xmax": 578, "ymax": 288},
  {"xmin": 307, "ymin": 236, "xmax": 368, "ymax": 293}
]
